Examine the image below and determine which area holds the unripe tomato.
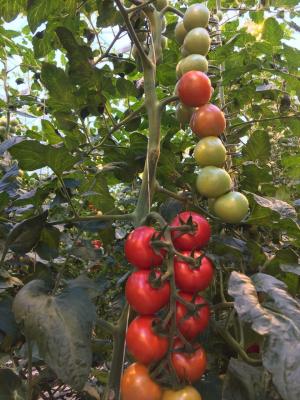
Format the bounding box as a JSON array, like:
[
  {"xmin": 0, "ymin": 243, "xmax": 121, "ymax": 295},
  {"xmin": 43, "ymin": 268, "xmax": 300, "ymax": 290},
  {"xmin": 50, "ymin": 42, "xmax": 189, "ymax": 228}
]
[
  {"xmin": 170, "ymin": 211, "xmax": 211, "ymax": 251},
  {"xmin": 178, "ymin": 71, "xmax": 211, "ymax": 107},
  {"xmin": 183, "ymin": 4, "xmax": 210, "ymax": 30},
  {"xmin": 174, "ymin": 250, "xmax": 214, "ymax": 293},
  {"xmin": 176, "ymin": 103, "xmax": 194, "ymax": 125},
  {"xmin": 125, "ymin": 226, "xmax": 165, "ymax": 269},
  {"xmin": 180, "ymin": 54, "xmax": 208, "ymax": 75},
  {"xmin": 121, "ymin": 363, "xmax": 162, "ymax": 400},
  {"xmin": 171, "ymin": 338, "xmax": 207, "ymax": 383},
  {"xmin": 196, "ymin": 166, "xmax": 232, "ymax": 198},
  {"xmin": 194, "ymin": 136, "xmax": 227, "ymax": 167},
  {"xmin": 126, "ymin": 316, "xmax": 168, "ymax": 365},
  {"xmin": 212, "ymin": 191, "xmax": 249, "ymax": 223},
  {"xmin": 190, "ymin": 104, "xmax": 226, "ymax": 137},
  {"xmin": 175, "ymin": 20, "xmax": 187, "ymax": 44},
  {"xmin": 125, "ymin": 270, "xmax": 170, "ymax": 315},
  {"xmin": 176, "ymin": 292, "xmax": 210, "ymax": 340},
  {"xmin": 183, "ymin": 27, "xmax": 211, "ymax": 56},
  {"xmin": 162, "ymin": 386, "xmax": 202, "ymax": 400}
]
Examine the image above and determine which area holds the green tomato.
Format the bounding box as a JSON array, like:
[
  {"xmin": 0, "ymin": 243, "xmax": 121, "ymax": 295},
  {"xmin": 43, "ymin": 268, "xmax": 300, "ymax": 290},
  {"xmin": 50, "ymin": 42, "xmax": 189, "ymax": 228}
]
[
  {"xmin": 176, "ymin": 103, "xmax": 194, "ymax": 125},
  {"xmin": 154, "ymin": 0, "xmax": 168, "ymax": 11},
  {"xmin": 216, "ymin": 10, "xmax": 223, "ymax": 21},
  {"xmin": 196, "ymin": 166, "xmax": 232, "ymax": 198},
  {"xmin": 213, "ymin": 191, "xmax": 249, "ymax": 223},
  {"xmin": 180, "ymin": 45, "xmax": 189, "ymax": 57},
  {"xmin": 183, "ymin": 27, "xmax": 211, "ymax": 56},
  {"xmin": 194, "ymin": 136, "xmax": 226, "ymax": 167},
  {"xmin": 183, "ymin": 3, "xmax": 210, "ymax": 30},
  {"xmin": 176, "ymin": 59, "xmax": 184, "ymax": 78},
  {"xmin": 180, "ymin": 54, "xmax": 208, "ymax": 75},
  {"xmin": 175, "ymin": 20, "xmax": 187, "ymax": 45}
]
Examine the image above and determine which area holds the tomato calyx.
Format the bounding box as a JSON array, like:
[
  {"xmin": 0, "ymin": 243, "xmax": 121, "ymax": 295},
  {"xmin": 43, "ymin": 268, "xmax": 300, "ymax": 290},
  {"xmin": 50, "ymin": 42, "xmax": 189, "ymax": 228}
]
[
  {"xmin": 148, "ymin": 269, "xmax": 165, "ymax": 289},
  {"xmin": 171, "ymin": 215, "xmax": 198, "ymax": 241},
  {"xmin": 176, "ymin": 293, "xmax": 208, "ymax": 315}
]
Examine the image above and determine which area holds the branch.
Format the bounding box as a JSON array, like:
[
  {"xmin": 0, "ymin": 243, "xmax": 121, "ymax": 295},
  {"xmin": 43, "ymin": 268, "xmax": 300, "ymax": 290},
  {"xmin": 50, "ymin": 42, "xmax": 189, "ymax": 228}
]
[
  {"xmin": 160, "ymin": 5, "xmax": 184, "ymax": 18},
  {"xmin": 127, "ymin": 0, "xmax": 155, "ymax": 14},
  {"xmin": 159, "ymin": 95, "xmax": 179, "ymax": 111},
  {"xmin": 49, "ymin": 212, "xmax": 134, "ymax": 226},
  {"xmin": 230, "ymin": 113, "xmax": 300, "ymax": 130},
  {"xmin": 93, "ymin": 29, "xmax": 124, "ymax": 65},
  {"xmin": 115, "ymin": 0, "xmax": 151, "ymax": 66}
]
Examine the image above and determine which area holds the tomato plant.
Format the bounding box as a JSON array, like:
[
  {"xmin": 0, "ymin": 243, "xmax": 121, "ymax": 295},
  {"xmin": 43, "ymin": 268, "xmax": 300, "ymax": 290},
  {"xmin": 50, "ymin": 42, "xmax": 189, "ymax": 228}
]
[
  {"xmin": 125, "ymin": 270, "xmax": 170, "ymax": 315},
  {"xmin": 174, "ymin": 251, "xmax": 214, "ymax": 293},
  {"xmin": 178, "ymin": 71, "xmax": 211, "ymax": 107},
  {"xmin": 125, "ymin": 226, "xmax": 165, "ymax": 269},
  {"xmin": 183, "ymin": 4, "xmax": 210, "ymax": 30},
  {"xmin": 171, "ymin": 339, "xmax": 207, "ymax": 383},
  {"xmin": 170, "ymin": 211, "xmax": 211, "ymax": 251},
  {"xmin": 196, "ymin": 166, "xmax": 232, "ymax": 198},
  {"xmin": 126, "ymin": 316, "xmax": 168, "ymax": 365},
  {"xmin": 120, "ymin": 363, "xmax": 163, "ymax": 400},
  {"xmin": 212, "ymin": 191, "xmax": 249, "ymax": 223},
  {"xmin": 190, "ymin": 104, "xmax": 226, "ymax": 137},
  {"xmin": 176, "ymin": 292, "xmax": 210, "ymax": 340},
  {"xmin": 194, "ymin": 136, "xmax": 227, "ymax": 167}
]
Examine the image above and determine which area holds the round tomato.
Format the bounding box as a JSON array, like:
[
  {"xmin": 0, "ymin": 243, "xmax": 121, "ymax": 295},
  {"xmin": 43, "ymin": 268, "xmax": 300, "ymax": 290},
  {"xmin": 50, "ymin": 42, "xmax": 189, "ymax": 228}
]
[
  {"xmin": 180, "ymin": 54, "xmax": 208, "ymax": 75},
  {"xmin": 194, "ymin": 136, "xmax": 227, "ymax": 168},
  {"xmin": 171, "ymin": 338, "xmax": 207, "ymax": 383},
  {"xmin": 175, "ymin": 20, "xmax": 187, "ymax": 45},
  {"xmin": 212, "ymin": 191, "xmax": 249, "ymax": 223},
  {"xmin": 178, "ymin": 71, "xmax": 211, "ymax": 107},
  {"xmin": 126, "ymin": 316, "xmax": 168, "ymax": 365},
  {"xmin": 196, "ymin": 166, "xmax": 232, "ymax": 198},
  {"xmin": 162, "ymin": 386, "xmax": 202, "ymax": 400},
  {"xmin": 121, "ymin": 363, "xmax": 162, "ymax": 400},
  {"xmin": 170, "ymin": 211, "xmax": 211, "ymax": 251},
  {"xmin": 174, "ymin": 250, "xmax": 214, "ymax": 293},
  {"xmin": 176, "ymin": 292, "xmax": 210, "ymax": 340},
  {"xmin": 125, "ymin": 226, "xmax": 165, "ymax": 269},
  {"xmin": 182, "ymin": 27, "xmax": 211, "ymax": 56},
  {"xmin": 190, "ymin": 104, "xmax": 226, "ymax": 138},
  {"xmin": 125, "ymin": 270, "xmax": 170, "ymax": 315},
  {"xmin": 183, "ymin": 3, "xmax": 210, "ymax": 30},
  {"xmin": 91, "ymin": 239, "xmax": 102, "ymax": 249}
]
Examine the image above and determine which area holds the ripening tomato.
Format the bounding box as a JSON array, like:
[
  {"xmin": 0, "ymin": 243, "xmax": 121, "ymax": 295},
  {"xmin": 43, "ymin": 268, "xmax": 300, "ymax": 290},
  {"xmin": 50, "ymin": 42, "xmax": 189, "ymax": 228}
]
[
  {"xmin": 91, "ymin": 239, "xmax": 102, "ymax": 249},
  {"xmin": 125, "ymin": 226, "xmax": 165, "ymax": 269},
  {"xmin": 126, "ymin": 316, "xmax": 168, "ymax": 365},
  {"xmin": 174, "ymin": 250, "xmax": 214, "ymax": 293},
  {"xmin": 170, "ymin": 211, "xmax": 211, "ymax": 251},
  {"xmin": 121, "ymin": 363, "xmax": 163, "ymax": 400},
  {"xmin": 176, "ymin": 292, "xmax": 210, "ymax": 340},
  {"xmin": 125, "ymin": 270, "xmax": 170, "ymax": 315},
  {"xmin": 162, "ymin": 386, "xmax": 202, "ymax": 400},
  {"xmin": 171, "ymin": 338, "xmax": 207, "ymax": 383},
  {"xmin": 190, "ymin": 104, "xmax": 226, "ymax": 138},
  {"xmin": 178, "ymin": 71, "xmax": 212, "ymax": 107}
]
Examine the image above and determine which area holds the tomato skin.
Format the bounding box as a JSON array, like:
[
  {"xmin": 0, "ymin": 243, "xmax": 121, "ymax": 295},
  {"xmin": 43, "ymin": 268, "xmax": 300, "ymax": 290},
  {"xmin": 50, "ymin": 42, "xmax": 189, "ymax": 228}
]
[
  {"xmin": 125, "ymin": 226, "xmax": 165, "ymax": 269},
  {"xmin": 162, "ymin": 386, "xmax": 202, "ymax": 400},
  {"xmin": 178, "ymin": 71, "xmax": 211, "ymax": 107},
  {"xmin": 174, "ymin": 251, "xmax": 214, "ymax": 293},
  {"xmin": 125, "ymin": 270, "xmax": 170, "ymax": 315},
  {"xmin": 176, "ymin": 292, "xmax": 210, "ymax": 340},
  {"xmin": 91, "ymin": 239, "xmax": 102, "ymax": 249},
  {"xmin": 170, "ymin": 212, "xmax": 211, "ymax": 251},
  {"xmin": 126, "ymin": 316, "xmax": 168, "ymax": 365},
  {"xmin": 190, "ymin": 104, "xmax": 226, "ymax": 138},
  {"xmin": 171, "ymin": 338, "xmax": 207, "ymax": 383},
  {"xmin": 121, "ymin": 363, "xmax": 162, "ymax": 400}
]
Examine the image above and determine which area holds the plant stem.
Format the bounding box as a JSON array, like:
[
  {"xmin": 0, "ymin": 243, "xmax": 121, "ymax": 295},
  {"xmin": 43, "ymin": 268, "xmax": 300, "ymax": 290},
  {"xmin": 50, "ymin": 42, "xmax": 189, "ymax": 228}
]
[
  {"xmin": 230, "ymin": 113, "xmax": 300, "ymax": 130},
  {"xmin": 49, "ymin": 212, "xmax": 134, "ymax": 226}
]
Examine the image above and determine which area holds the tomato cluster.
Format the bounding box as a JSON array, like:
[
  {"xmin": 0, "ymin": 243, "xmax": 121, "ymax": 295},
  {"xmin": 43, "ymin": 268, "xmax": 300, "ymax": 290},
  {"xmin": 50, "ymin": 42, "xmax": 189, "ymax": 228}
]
[
  {"xmin": 174, "ymin": 3, "xmax": 249, "ymax": 224},
  {"xmin": 122, "ymin": 210, "xmax": 213, "ymax": 399}
]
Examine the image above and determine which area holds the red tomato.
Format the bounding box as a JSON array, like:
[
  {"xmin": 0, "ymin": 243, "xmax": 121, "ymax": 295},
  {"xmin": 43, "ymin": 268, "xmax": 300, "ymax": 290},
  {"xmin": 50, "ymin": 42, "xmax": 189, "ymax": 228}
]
[
  {"xmin": 91, "ymin": 239, "xmax": 102, "ymax": 249},
  {"xmin": 125, "ymin": 226, "xmax": 165, "ymax": 269},
  {"xmin": 125, "ymin": 270, "xmax": 170, "ymax": 315},
  {"xmin": 170, "ymin": 212, "xmax": 211, "ymax": 251},
  {"xmin": 121, "ymin": 363, "xmax": 163, "ymax": 400},
  {"xmin": 178, "ymin": 71, "xmax": 212, "ymax": 107},
  {"xmin": 126, "ymin": 316, "xmax": 168, "ymax": 365},
  {"xmin": 171, "ymin": 338, "xmax": 207, "ymax": 383},
  {"xmin": 176, "ymin": 292, "xmax": 210, "ymax": 340},
  {"xmin": 246, "ymin": 343, "xmax": 260, "ymax": 354},
  {"xmin": 190, "ymin": 103, "xmax": 226, "ymax": 138},
  {"xmin": 174, "ymin": 250, "xmax": 214, "ymax": 293}
]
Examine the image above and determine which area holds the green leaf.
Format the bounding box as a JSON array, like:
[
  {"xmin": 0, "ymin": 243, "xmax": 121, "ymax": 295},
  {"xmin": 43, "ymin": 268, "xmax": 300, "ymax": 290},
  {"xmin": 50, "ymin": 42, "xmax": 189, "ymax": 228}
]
[
  {"xmin": 41, "ymin": 119, "xmax": 62, "ymax": 145},
  {"xmin": 0, "ymin": 369, "xmax": 26, "ymax": 399},
  {"xmin": 282, "ymin": 155, "xmax": 300, "ymax": 178},
  {"xmin": 96, "ymin": 0, "xmax": 122, "ymax": 27},
  {"xmin": 242, "ymin": 130, "xmax": 271, "ymax": 162},
  {"xmin": 0, "ymin": 0, "xmax": 26, "ymax": 22},
  {"xmin": 240, "ymin": 163, "xmax": 272, "ymax": 193},
  {"xmin": 27, "ymin": 0, "xmax": 60, "ymax": 31},
  {"xmin": 13, "ymin": 278, "xmax": 97, "ymax": 391},
  {"xmin": 249, "ymin": 11, "xmax": 264, "ymax": 23},
  {"xmin": 9, "ymin": 140, "xmax": 79, "ymax": 175},
  {"xmin": 0, "ymin": 297, "xmax": 19, "ymax": 351},
  {"xmin": 262, "ymin": 18, "xmax": 284, "ymax": 45},
  {"xmin": 35, "ymin": 225, "xmax": 61, "ymax": 260}
]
